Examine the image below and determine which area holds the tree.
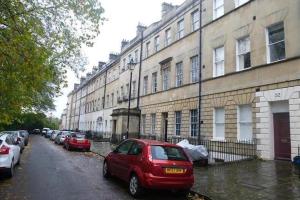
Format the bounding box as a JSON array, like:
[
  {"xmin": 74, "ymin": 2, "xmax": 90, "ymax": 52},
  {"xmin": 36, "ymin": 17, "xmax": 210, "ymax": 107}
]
[
  {"xmin": 0, "ymin": 112, "xmax": 60, "ymax": 131},
  {"xmin": 0, "ymin": 0, "xmax": 105, "ymax": 124}
]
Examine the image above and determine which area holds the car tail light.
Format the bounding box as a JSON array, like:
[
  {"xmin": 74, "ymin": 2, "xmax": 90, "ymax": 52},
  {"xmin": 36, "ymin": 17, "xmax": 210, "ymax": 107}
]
[
  {"xmin": 0, "ymin": 145, "xmax": 10, "ymax": 154},
  {"xmin": 147, "ymin": 146, "xmax": 152, "ymax": 161}
]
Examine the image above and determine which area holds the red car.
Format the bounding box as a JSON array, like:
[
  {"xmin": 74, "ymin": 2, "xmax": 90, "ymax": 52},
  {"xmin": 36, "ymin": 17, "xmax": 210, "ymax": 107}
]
[
  {"xmin": 64, "ymin": 132, "xmax": 90, "ymax": 151},
  {"xmin": 103, "ymin": 139, "xmax": 194, "ymax": 197}
]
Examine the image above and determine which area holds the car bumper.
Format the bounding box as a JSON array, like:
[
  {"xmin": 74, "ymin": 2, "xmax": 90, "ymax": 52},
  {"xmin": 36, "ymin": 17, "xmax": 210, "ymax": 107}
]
[
  {"xmin": 142, "ymin": 173, "xmax": 194, "ymax": 190},
  {"xmin": 0, "ymin": 155, "xmax": 11, "ymax": 168},
  {"xmin": 69, "ymin": 143, "xmax": 90, "ymax": 149}
]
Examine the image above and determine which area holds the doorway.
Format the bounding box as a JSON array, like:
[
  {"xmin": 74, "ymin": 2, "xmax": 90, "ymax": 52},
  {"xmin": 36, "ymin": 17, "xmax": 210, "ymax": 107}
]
[
  {"xmin": 162, "ymin": 112, "xmax": 168, "ymax": 142},
  {"xmin": 273, "ymin": 112, "xmax": 291, "ymax": 160}
]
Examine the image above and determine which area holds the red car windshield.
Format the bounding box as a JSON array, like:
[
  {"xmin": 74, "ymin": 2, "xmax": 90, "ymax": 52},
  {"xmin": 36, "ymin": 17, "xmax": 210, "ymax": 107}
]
[{"xmin": 151, "ymin": 145, "xmax": 188, "ymax": 161}]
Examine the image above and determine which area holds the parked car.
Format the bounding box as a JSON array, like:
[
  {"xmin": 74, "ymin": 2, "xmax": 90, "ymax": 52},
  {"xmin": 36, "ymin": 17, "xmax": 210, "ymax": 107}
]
[
  {"xmin": 32, "ymin": 129, "xmax": 40, "ymax": 134},
  {"xmin": 55, "ymin": 131, "xmax": 70, "ymax": 145},
  {"xmin": 0, "ymin": 132, "xmax": 21, "ymax": 178},
  {"xmin": 2, "ymin": 131, "xmax": 25, "ymax": 153},
  {"xmin": 103, "ymin": 139, "xmax": 194, "ymax": 197},
  {"xmin": 45, "ymin": 129, "xmax": 53, "ymax": 138},
  {"xmin": 64, "ymin": 132, "xmax": 91, "ymax": 151},
  {"xmin": 42, "ymin": 128, "xmax": 50, "ymax": 136},
  {"xmin": 19, "ymin": 130, "xmax": 29, "ymax": 146},
  {"xmin": 51, "ymin": 130, "xmax": 61, "ymax": 141}
]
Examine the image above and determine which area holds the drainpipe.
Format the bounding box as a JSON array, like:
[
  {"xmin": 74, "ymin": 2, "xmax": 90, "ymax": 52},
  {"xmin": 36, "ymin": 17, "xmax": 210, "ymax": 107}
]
[
  {"xmin": 198, "ymin": 0, "xmax": 203, "ymax": 144},
  {"xmin": 137, "ymin": 31, "xmax": 144, "ymax": 139},
  {"xmin": 103, "ymin": 70, "xmax": 108, "ymax": 136}
]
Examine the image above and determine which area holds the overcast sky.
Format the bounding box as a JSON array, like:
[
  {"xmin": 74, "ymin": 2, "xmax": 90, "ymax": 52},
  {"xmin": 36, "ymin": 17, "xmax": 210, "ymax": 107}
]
[{"xmin": 52, "ymin": 0, "xmax": 185, "ymax": 118}]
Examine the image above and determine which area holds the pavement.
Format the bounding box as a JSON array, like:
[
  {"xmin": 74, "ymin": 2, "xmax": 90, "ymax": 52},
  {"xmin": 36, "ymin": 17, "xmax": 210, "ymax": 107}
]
[
  {"xmin": 91, "ymin": 141, "xmax": 300, "ymax": 200},
  {"xmin": 0, "ymin": 135, "xmax": 194, "ymax": 200}
]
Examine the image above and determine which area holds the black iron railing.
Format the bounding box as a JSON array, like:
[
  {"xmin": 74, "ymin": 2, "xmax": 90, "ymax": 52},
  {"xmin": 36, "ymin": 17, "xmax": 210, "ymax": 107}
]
[{"xmin": 99, "ymin": 134, "xmax": 257, "ymax": 164}]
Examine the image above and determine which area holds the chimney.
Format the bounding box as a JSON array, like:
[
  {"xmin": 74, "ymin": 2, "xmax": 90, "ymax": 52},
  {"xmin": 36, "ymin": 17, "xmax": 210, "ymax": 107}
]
[
  {"xmin": 92, "ymin": 66, "xmax": 98, "ymax": 74},
  {"xmin": 74, "ymin": 83, "xmax": 79, "ymax": 90},
  {"xmin": 161, "ymin": 2, "xmax": 175, "ymax": 18},
  {"xmin": 80, "ymin": 76, "xmax": 86, "ymax": 84},
  {"xmin": 121, "ymin": 39, "xmax": 129, "ymax": 51},
  {"xmin": 98, "ymin": 61, "xmax": 106, "ymax": 70},
  {"xmin": 86, "ymin": 72, "xmax": 92, "ymax": 79},
  {"xmin": 109, "ymin": 53, "xmax": 118, "ymax": 61},
  {"xmin": 136, "ymin": 24, "xmax": 147, "ymax": 36}
]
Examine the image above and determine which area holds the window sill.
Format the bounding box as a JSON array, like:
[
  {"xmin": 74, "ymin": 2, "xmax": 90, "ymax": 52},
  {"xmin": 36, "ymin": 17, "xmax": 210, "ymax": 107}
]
[{"xmin": 211, "ymin": 138, "xmax": 226, "ymax": 142}]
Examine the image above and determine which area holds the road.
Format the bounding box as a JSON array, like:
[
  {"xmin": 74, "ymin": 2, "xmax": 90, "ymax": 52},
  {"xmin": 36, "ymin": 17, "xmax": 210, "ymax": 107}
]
[{"xmin": 0, "ymin": 135, "xmax": 188, "ymax": 200}]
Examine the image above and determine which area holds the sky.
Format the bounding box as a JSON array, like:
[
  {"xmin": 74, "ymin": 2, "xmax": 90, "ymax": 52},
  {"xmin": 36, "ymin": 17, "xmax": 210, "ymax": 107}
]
[{"xmin": 52, "ymin": 0, "xmax": 185, "ymax": 118}]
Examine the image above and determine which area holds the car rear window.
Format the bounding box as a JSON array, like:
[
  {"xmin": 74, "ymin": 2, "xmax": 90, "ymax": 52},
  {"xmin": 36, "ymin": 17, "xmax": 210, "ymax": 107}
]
[
  {"xmin": 151, "ymin": 145, "xmax": 188, "ymax": 161},
  {"xmin": 74, "ymin": 134, "xmax": 85, "ymax": 139}
]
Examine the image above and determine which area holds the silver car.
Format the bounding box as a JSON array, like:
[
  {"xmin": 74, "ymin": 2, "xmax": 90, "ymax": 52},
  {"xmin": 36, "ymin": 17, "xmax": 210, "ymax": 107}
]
[
  {"xmin": 19, "ymin": 130, "xmax": 29, "ymax": 146},
  {"xmin": 51, "ymin": 130, "xmax": 61, "ymax": 141},
  {"xmin": 1, "ymin": 131, "xmax": 25, "ymax": 153},
  {"xmin": 54, "ymin": 131, "xmax": 70, "ymax": 145}
]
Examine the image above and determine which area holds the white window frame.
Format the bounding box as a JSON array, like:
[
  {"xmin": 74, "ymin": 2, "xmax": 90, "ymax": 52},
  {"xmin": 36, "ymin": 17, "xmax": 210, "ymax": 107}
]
[
  {"xmin": 237, "ymin": 105, "xmax": 253, "ymax": 141},
  {"xmin": 151, "ymin": 113, "xmax": 156, "ymax": 135},
  {"xmin": 162, "ymin": 68, "xmax": 169, "ymax": 91},
  {"xmin": 175, "ymin": 62, "xmax": 183, "ymax": 87},
  {"xmin": 236, "ymin": 36, "xmax": 251, "ymax": 71},
  {"xmin": 122, "ymin": 58, "xmax": 126, "ymax": 71},
  {"xmin": 154, "ymin": 36, "xmax": 160, "ymax": 52},
  {"xmin": 141, "ymin": 114, "xmax": 146, "ymax": 134},
  {"xmin": 213, "ymin": 46, "xmax": 225, "ymax": 77},
  {"xmin": 152, "ymin": 72, "xmax": 158, "ymax": 93},
  {"xmin": 235, "ymin": 0, "xmax": 249, "ymax": 7},
  {"xmin": 143, "ymin": 76, "xmax": 148, "ymax": 95},
  {"xmin": 190, "ymin": 109, "xmax": 198, "ymax": 137},
  {"xmin": 266, "ymin": 22, "xmax": 285, "ymax": 64},
  {"xmin": 175, "ymin": 111, "xmax": 182, "ymax": 136},
  {"xmin": 213, "ymin": 107, "xmax": 225, "ymax": 140},
  {"xmin": 213, "ymin": 0, "xmax": 224, "ymax": 20},
  {"xmin": 191, "ymin": 56, "xmax": 199, "ymax": 83},
  {"xmin": 145, "ymin": 42, "xmax": 150, "ymax": 58},
  {"xmin": 165, "ymin": 28, "xmax": 171, "ymax": 46},
  {"xmin": 134, "ymin": 49, "xmax": 139, "ymax": 63},
  {"xmin": 177, "ymin": 19, "xmax": 184, "ymax": 39},
  {"xmin": 191, "ymin": 10, "xmax": 200, "ymax": 31}
]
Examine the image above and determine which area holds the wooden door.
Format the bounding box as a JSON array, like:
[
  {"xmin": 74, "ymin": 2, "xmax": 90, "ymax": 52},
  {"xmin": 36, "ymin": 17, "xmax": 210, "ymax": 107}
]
[{"xmin": 273, "ymin": 113, "xmax": 291, "ymax": 160}]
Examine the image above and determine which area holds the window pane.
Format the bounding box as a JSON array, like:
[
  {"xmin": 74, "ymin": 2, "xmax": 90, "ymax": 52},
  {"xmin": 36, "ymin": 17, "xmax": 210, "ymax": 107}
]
[
  {"xmin": 270, "ymin": 41, "xmax": 286, "ymax": 62},
  {"xmin": 240, "ymin": 105, "xmax": 252, "ymax": 122},
  {"xmin": 215, "ymin": 0, "xmax": 223, "ymax": 8},
  {"xmin": 175, "ymin": 111, "xmax": 181, "ymax": 135},
  {"xmin": 240, "ymin": 123, "xmax": 252, "ymax": 140},
  {"xmin": 216, "ymin": 124, "xmax": 225, "ymax": 138},
  {"xmin": 215, "ymin": 108, "xmax": 225, "ymax": 123},
  {"xmin": 268, "ymin": 23, "xmax": 284, "ymax": 44},
  {"xmin": 117, "ymin": 141, "xmax": 134, "ymax": 154},
  {"xmin": 151, "ymin": 146, "xmax": 188, "ymax": 161}
]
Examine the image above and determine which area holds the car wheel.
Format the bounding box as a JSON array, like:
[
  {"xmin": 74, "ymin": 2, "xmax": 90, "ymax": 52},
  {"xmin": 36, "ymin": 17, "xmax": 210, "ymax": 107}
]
[
  {"xmin": 176, "ymin": 189, "xmax": 190, "ymax": 197},
  {"xmin": 7, "ymin": 159, "xmax": 14, "ymax": 178},
  {"xmin": 129, "ymin": 174, "xmax": 143, "ymax": 197},
  {"xmin": 86, "ymin": 148, "xmax": 90, "ymax": 152},
  {"xmin": 103, "ymin": 161, "xmax": 111, "ymax": 178}
]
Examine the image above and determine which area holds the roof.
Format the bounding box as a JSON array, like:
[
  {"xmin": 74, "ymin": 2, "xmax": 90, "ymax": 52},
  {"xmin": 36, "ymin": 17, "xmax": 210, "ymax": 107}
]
[{"xmin": 130, "ymin": 138, "xmax": 178, "ymax": 147}]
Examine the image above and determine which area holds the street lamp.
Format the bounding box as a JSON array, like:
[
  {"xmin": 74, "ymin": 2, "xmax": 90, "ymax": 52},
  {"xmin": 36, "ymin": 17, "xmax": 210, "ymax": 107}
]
[{"xmin": 126, "ymin": 58, "xmax": 137, "ymax": 139}]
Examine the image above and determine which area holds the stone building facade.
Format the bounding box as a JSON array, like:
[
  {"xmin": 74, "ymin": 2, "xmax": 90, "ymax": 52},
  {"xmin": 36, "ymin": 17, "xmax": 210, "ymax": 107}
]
[{"xmin": 62, "ymin": 0, "xmax": 300, "ymax": 161}]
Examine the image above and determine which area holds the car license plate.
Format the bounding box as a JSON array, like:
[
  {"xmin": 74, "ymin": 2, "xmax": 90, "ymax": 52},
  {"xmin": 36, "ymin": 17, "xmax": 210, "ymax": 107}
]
[
  {"xmin": 165, "ymin": 168, "xmax": 185, "ymax": 174},
  {"xmin": 77, "ymin": 140, "xmax": 83, "ymax": 143}
]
